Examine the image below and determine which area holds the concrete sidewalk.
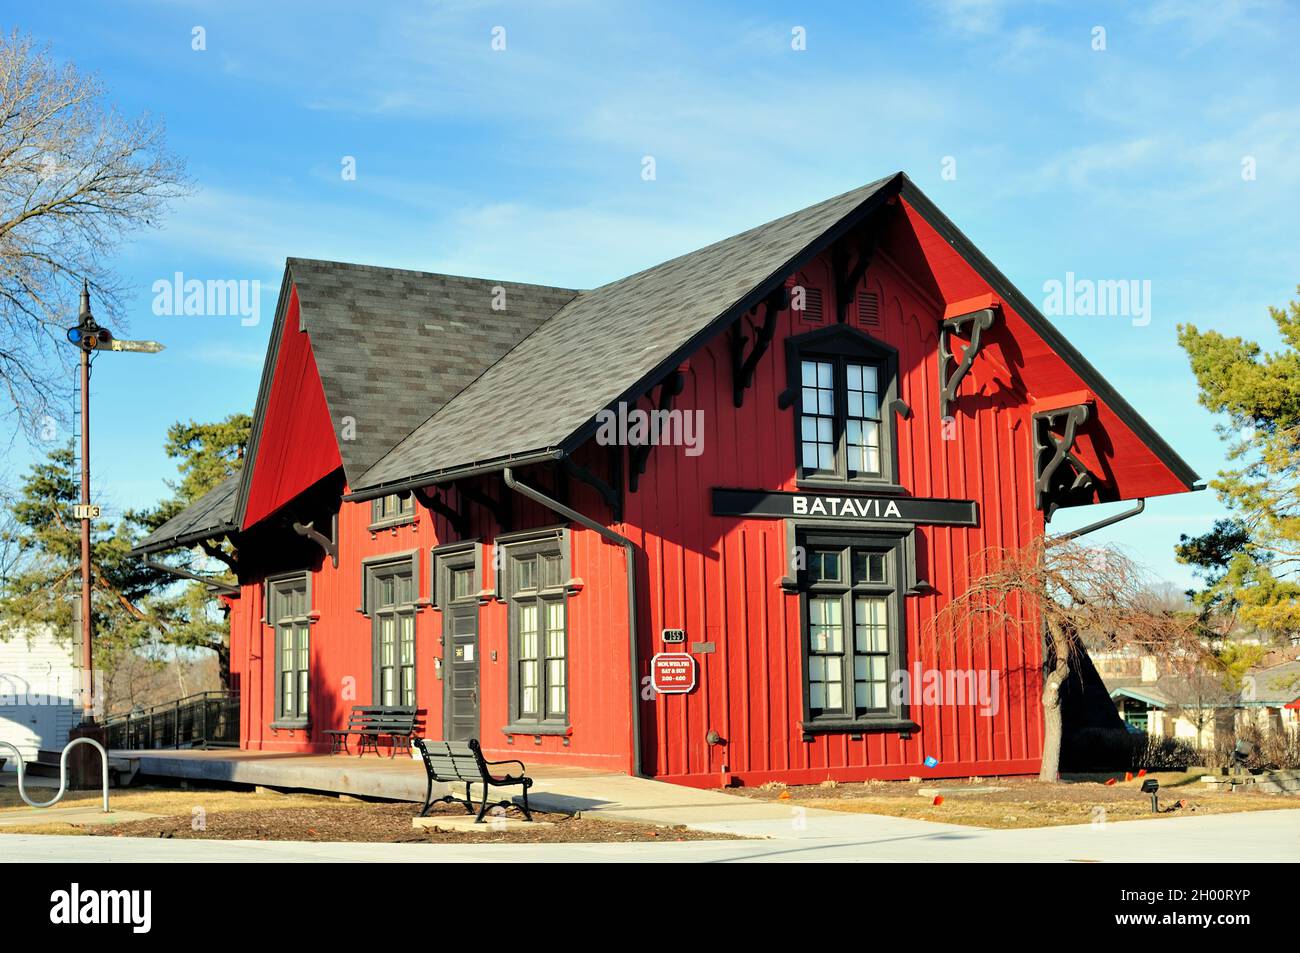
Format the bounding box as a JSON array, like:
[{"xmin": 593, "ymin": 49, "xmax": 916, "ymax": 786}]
[{"xmin": 2, "ymin": 808, "xmax": 1297, "ymax": 862}]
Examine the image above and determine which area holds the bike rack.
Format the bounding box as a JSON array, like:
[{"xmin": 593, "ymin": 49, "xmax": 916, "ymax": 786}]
[{"xmin": 0, "ymin": 737, "xmax": 110, "ymax": 813}]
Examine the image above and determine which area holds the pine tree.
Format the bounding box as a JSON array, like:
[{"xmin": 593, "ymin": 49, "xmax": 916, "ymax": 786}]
[{"xmin": 1177, "ymin": 289, "xmax": 1300, "ymax": 638}]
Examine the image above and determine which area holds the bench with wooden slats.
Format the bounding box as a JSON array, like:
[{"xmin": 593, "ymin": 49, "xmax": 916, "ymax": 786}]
[
  {"xmin": 412, "ymin": 737, "xmax": 534, "ymax": 822},
  {"xmin": 324, "ymin": 705, "xmax": 420, "ymax": 757}
]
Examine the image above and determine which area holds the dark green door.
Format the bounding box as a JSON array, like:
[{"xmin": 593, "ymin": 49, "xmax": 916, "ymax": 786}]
[{"xmin": 444, "ymin": 563, "xmax": 480, "ymax": 742}]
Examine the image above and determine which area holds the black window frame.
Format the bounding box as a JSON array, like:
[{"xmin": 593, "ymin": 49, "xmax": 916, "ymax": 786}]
[
  {"xmin": 499, "ymin": 530, "xmax": 571, "ymax": 734},
  {"xmin": 267, "ymin": 572, "xmax": 311, "ymax": 729},
  {"xmin": 796, "ymin": 530, "xmax": 914, "ymax": 733},
  {"xmin": 786, "ymin": 324, "xmax": 901, "ymax": 490},
  {"xmin": 361, "ymin": 551, "xmax": 419, "ymax": 708}
]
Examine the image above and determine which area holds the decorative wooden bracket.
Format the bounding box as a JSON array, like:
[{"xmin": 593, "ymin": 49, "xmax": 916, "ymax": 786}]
[
  {"xmin": 456, "ymin": 481, "xmax": 513, "ymax": 533},
  {"xmin": 1033, "ymin": 404, "xmax": 1097, "ymax": 521},
  {"xmin": 939, "ymin": 307, "xmax": 997, "ymax": 419},
  {"xmin": 629, "ymin": 371, "xmax": 684, "ymax": 493},
  {"xmin": 831, "ymin": 220, "xmax": 881, "ymax": 324},
  {"xmin": 199, "ymin": 538, "xmax": 239, "ymax": 575},
  {"xmin": 562, "ymin": 457, "xmax": 621, "ymax": 521},
  {"xmin": 291, "ymin": 514, "xmax": 338, "ymax": 568},
  {"xmin": 413, "ymin": 485, "xmax": 469, "ymax": 537},
  {"xmin": 730, "ymin": 287, "xmax": 785, "ymax": 407}
]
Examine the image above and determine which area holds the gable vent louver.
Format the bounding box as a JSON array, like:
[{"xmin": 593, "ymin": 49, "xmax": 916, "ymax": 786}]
[
  {"xmin": 798, "ymin": 286, "xmax": 824, "ymax": 322},
  {"xmin": 857, "ymin": 289, "xmax": 880, "ymax": 327}
]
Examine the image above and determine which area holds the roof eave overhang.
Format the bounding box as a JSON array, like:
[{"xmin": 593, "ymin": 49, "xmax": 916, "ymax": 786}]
[
  {"xmin": 131, "ymin": 522, "xmax": 240, "ymax": 557},
  {"xmin": 897, "ymin": 180, "xmax": 1200, "ymax": 492},
  {"xmin": 344, "ymin": 448, "xmax": 566, "ymax": 503}
]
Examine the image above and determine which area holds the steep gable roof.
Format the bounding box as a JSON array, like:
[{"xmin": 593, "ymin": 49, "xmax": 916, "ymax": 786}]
[
  {"xmin": 231, "ymin": 259, "xmax": 579, "ymax": 527},
  {"xmin": 351, "ymin": 172, "xmax": 1198, "ymax": 500},
  {"xmin": 353, "ymin": 174, "xmax": 902, "ymax": 494},
  {"xmin": 288, "ymin": 259, "xmax": 579, "ymax": 483}
]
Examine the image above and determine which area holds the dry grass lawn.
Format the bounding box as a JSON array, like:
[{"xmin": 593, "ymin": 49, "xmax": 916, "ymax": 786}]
[
  {"xmin": 736, "ymin": 771, "xmax": 1296, "ymax": 829},
  {"xmin": 0, "ymin": 782, "xmax": 734, "ymax": 843}
]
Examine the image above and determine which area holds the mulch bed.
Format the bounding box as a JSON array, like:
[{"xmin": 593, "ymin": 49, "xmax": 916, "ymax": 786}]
[
  {"xmin": 85, "ymin": 800, "xmax": 735, "ymax": 844},
  {"xmin": 733, "ymin": 774, "xmax": 1294, "ymax": 828}
]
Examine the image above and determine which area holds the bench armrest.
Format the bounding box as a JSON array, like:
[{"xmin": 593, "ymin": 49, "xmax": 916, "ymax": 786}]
[{"xmin": 484, "ymin": 758, "xmax": 527, "ymax": 775}]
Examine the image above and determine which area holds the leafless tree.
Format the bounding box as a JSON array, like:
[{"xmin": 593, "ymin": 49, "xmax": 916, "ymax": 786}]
[
  {"xmin": 1162, "ymin": 669, "xmax": 1238, "ymax": 749},
  {"xmin": 935, "ymin": 537, "xmax": 1204, "ymax": 781},
  {"xmin": 0, "ymin": 31, "xmax": 189, "ymax": 437}
]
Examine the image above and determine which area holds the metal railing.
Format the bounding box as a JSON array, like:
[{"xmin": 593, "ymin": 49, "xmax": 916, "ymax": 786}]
[
  {"xmin": 103, "ymin": 691, "xmax": 239, "ymax": 750},
  {"xmin": 0, "ymin": 738, "xmax": 110, "ymax": 813}
]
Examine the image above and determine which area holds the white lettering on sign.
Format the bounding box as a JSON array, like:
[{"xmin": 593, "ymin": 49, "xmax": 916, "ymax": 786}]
[
  {"xmin": 791, "ymin": 495, "xmax": 902, "ymax": 519},
  {"xmin": 650, "ymin": 652, "xmax": 697, "ymax": 694}
]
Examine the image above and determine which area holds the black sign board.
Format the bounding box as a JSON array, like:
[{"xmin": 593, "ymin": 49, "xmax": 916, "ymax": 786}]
[{"xmin": 712, "ymin": 488, "xmax": 979, "ymax": 527}]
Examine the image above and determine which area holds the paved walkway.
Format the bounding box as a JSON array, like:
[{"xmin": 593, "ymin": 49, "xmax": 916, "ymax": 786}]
[{"xmin": 2, "ymin": 808, "xmax": 1297, "ymax": 862}]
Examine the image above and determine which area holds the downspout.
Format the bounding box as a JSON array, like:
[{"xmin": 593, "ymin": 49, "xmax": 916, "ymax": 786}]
[
  {"xmin": 502, "ymin": 467, "xmax": 643, "ymax": 777},
  {"xmin": 1051, "ymin": 498, "xmax": 1146, "ymax": 541}
]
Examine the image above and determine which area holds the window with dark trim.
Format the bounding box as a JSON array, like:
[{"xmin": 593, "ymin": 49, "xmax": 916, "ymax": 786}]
[
  {"xmin": 787, "ymin": 325, "xmax": 899, "ymax": 487},
  {"xmin": 503, "ymin": 537, "xmax": 568, "ymax": 728},
  {"xmin": 798, "ymin": 532, "xmax": 908, "ymax": 729},
  {"xmin": 365, "ymin": 558, "xmax": 417, "ymax": 707},
  {"xmin": 370, "ymin": 493, "xmax": 415, "ymax": 528},
  {"xmin": 269, "ymin": 575, "xmax": 310, "ymax": 726}
]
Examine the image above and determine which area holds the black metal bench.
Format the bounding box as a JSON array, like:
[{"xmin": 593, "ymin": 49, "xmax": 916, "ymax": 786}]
[
  {"xmin": 324, "ymin": 705, "xmax": 419, "ymax": 757},
  {"xmin": 412, "ymin": 737, "xmax": 534, "ymax": 823}
]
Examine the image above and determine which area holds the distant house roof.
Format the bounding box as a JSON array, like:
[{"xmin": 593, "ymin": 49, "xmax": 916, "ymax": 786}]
[
  {"xmin": 1109, "ymin": 661, "xmax": 1300, "ymax": 710},
  {"xmin": 134, "ymin": 473, "xmax": 240, "ymax": 555},
  {"xmin": 1247, "ymin": 661, "xmax": 1300, "ymax": 705}
]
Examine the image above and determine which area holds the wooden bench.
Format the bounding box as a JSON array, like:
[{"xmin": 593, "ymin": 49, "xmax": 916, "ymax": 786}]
[
  {"xmin": 324, "ymin": 706, "xmax": 420, "ymax": 757},
  {"xmin": 412, "ymin": 737, "xmax": 534, "ymax": 823}
]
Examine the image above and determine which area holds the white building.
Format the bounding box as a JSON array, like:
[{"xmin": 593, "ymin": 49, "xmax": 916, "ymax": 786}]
[{"xmin": 0, "ymin": 626, "xmax": 80, "ymax": 771}]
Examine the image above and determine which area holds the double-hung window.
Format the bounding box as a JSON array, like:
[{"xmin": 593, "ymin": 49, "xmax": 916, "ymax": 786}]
[
  {"xmin": 367, "ymin": 558, "xmax": 417, "ymax": 707},
  {"xmin": 269, "ymin": 575, "xmax": 311, "ymax": 726},
  {"xmin": 504, "ymin": 538, "xmax": 568, "ymax": 728},
  {"xmin": 789, "ymin": 326, "xmax": 898, "ymax": 486},
  {"xmin": 800, "ymin": 534, "xmax": 908, "ymax": 728}
]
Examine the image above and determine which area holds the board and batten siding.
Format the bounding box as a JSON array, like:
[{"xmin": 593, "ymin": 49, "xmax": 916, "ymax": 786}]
[{"xmin": 625, "ymin": 246, "xmax": 1044, "ymax": 786}]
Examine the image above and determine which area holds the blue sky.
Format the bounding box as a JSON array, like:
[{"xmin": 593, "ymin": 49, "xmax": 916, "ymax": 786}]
[{"xmin": 10, "ymin": 0, "xmax": 1300, "ymax": 588}]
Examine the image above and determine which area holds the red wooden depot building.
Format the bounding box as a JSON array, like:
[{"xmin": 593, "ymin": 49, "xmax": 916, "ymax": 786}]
[{"xmin": 137, "ymin": 173, "xmax": 1198, "ymax": 787}]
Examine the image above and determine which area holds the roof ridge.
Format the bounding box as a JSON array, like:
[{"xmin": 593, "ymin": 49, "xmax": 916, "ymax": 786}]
[{"xmin": 285, "ymin": 256, "xmax": 582, "ymax": 294}]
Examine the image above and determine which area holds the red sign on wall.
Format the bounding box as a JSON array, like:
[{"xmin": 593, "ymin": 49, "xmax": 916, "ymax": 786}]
[{"xmin": 651, "ymin": 653, "xmax": 697, "ymax": 694}]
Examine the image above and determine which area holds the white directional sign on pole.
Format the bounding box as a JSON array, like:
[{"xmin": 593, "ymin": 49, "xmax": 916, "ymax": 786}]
[{"xmin": 108, "ymin": 339, "xmax": 165, "ymax": 353}]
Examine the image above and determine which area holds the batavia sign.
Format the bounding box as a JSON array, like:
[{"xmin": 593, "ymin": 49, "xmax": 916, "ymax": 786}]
[{"xmin": 712, "ymin": 488, "xmax": 979, "ymax": 527}]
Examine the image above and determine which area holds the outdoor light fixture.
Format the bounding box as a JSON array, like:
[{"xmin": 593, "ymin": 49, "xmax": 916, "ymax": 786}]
[{"xmin": 1140, "ymin": 777, "xmax": 1160, "ymax": 813}]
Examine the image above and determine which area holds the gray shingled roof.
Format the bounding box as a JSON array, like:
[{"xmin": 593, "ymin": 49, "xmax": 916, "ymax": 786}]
[
  {"xmin": 1248, "ymin": 662, "xmax": 1300, "ymax": 704},
  {"xmin": 287, "ymin": 258, "xmax": 579, "ymax": 483},
  {"xmin": 134, "ymin": 473, "xmax": 240, "ymax": 554},
  {"xmin": 353, "ymin": 174, "xmax": 900, "ymax": 493}
]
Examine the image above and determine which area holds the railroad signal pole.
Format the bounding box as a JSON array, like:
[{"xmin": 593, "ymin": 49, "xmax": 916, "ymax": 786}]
[{"xmin": 65, "ymin": 280, "xmax": 165, "ymax": 727}]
